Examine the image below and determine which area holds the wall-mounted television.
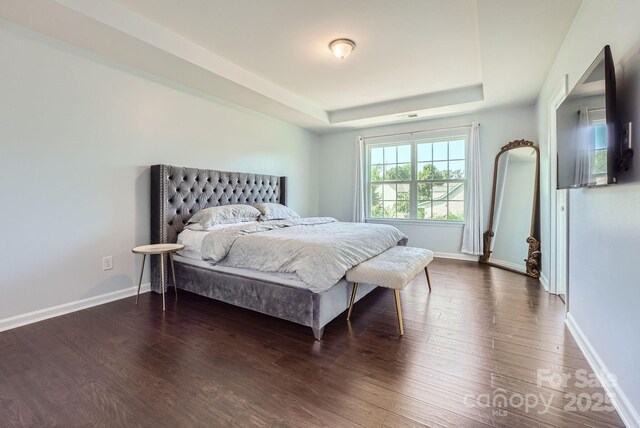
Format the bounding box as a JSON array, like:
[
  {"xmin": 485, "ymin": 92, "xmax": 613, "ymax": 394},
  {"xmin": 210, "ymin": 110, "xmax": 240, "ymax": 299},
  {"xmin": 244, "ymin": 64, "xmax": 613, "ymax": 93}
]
[{"xmin": 556, "ymin": 45, "xmax": 624, "ymax": 189}]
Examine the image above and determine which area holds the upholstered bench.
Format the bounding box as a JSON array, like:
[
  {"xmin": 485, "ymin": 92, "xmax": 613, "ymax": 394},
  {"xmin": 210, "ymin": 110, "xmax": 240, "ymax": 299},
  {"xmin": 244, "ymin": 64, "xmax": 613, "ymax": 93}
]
[{"xmin": 346, "ymin": 246, "xmax": 434, "ymax": 336}]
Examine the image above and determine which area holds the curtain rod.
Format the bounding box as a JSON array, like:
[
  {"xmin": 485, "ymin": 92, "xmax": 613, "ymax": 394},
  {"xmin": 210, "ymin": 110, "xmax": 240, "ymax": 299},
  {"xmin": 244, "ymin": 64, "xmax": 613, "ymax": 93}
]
[
  {"xmin": 362, "ymin": 123, "xmax": 477, "ymax": 141},
  {"xmin": 577, "ymin": 108, "xmax": 605, "ymax": 115}
]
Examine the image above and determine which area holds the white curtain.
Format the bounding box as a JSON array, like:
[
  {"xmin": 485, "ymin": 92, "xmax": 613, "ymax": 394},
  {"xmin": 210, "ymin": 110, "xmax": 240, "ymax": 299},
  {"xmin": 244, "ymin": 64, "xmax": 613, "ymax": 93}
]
[
  {"xmin": 461, "ymin": 122, "xmax": 484, "ymax": 255},
  {"xmin": 490, "ymin": 152, "xmax": 510, "ymax": 251},
  {"xmin": 574, "ymin": 106, "xmax": 594, "ymax": 187},
  {"xmin": 353, "ymin": 136, "xmax": 366, "ymax": 222}
]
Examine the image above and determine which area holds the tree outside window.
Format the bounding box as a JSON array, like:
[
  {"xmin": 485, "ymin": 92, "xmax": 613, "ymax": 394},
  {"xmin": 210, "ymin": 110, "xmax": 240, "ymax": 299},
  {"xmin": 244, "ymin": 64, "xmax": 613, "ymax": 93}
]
[{"xmin": 368, "ymin": 138, "xmax": 466, "ymax": 221}]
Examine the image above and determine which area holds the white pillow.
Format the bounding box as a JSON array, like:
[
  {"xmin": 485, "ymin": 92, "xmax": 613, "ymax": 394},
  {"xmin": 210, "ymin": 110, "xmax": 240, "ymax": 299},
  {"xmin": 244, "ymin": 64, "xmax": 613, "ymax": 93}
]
[
  {"xmin": 185, "ymin": 204, "xmax": 261, "ymax": 230},
  {"xmin": 253, "ymin": 203, "xmax": 300, "ymax": 221}
]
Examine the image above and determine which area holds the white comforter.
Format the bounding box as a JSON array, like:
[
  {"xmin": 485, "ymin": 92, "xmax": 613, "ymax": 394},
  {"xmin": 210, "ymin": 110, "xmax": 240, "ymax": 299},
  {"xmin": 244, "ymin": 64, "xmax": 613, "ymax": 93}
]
[{"xmin": 198, "ymin": 217, "xmax": 407, "ymax": 292}]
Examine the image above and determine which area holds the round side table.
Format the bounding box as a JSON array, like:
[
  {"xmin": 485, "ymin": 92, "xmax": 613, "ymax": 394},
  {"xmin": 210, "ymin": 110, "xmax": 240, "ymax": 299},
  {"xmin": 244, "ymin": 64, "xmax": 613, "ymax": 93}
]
[{"xmin": 132, "ymin": 243, "xmax": 184, "ymax": 311}]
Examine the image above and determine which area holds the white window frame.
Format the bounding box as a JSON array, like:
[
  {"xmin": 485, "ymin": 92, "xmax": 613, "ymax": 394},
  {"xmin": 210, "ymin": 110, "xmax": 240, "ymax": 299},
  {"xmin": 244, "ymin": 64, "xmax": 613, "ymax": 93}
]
[{"xmin": 364, "ymin": 131, "xmax": 468, "ymax": 223}]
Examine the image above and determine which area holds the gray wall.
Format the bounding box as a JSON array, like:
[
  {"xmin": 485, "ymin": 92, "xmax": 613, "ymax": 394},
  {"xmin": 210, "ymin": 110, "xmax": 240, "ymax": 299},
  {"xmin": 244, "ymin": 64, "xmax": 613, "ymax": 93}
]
[
  {"xmin": 0, "ymin": 20, "xmax": 319, "ymax": 321},
  {"xmin": 318, "ymin": 105, "xmax": 538, "ymax": 257},
  {"xmin": 536, "ymin": 0, "xmax": 640, "ymax": 418}
]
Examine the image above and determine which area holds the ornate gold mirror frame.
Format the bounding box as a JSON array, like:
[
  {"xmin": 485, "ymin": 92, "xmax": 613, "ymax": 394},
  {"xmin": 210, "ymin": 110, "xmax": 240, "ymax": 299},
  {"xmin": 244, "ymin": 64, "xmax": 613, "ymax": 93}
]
[{"xmin": 479, "ymin": 140, "xmax": 541, "ymax": 278}]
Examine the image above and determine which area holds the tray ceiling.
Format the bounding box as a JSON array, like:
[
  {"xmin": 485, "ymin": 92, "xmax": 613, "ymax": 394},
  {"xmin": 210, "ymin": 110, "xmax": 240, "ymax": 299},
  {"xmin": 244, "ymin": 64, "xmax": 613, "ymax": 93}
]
[{"xmin": 1, "ymin": 0, "xmax": 582, "ymax": 132}]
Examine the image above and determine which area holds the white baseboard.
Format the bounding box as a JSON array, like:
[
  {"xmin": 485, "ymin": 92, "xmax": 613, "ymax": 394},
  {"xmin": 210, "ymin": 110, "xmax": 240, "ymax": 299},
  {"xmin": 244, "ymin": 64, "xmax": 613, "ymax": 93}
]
[
  {"xmin": 434, "ymin": 252, "xmax": 479, "ymax": 262},
  {"xmin": 565, "ymin": 313, "xmax": 640, "ymax": 428},
  {"xmin": 0, "ymin": 283, "xmax": 151, "ymax": 333},
  {"xmin": 539, "ymin": 272, "xmax": 550, "ymax": 292},
  {"xmin": 486, "ymin": 258, "xmax": 527, "ymax": 273}
]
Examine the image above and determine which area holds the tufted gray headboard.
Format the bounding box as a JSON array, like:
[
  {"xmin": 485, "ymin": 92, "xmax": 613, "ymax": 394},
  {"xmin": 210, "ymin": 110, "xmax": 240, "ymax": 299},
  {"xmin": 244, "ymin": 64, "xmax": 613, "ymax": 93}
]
[{"xmin": 149, "ymin": 164, "xmax": 286, "ymax": 291}]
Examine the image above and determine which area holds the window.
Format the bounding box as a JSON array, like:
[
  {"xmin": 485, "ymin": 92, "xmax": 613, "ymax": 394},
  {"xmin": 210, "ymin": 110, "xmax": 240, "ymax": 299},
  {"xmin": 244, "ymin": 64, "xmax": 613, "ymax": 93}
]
[
  {"xmin": 589, "ymin": 110, "xmax": 607, "ymax": 181},
  {"xmin": 367, "ymin": 134, "xmax": 466, "ymax": 221}
]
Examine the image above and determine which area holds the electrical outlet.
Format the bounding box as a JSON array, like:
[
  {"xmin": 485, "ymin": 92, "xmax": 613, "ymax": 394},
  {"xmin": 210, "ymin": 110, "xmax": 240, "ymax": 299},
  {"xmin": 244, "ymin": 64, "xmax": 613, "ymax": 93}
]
[{"xmin": 102, "ymin": 256, "xmax": 113, "ymax": 271}]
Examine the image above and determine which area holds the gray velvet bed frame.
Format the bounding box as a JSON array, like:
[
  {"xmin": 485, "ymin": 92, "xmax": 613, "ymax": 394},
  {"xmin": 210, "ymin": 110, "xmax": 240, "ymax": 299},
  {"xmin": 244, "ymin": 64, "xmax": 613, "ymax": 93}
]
[{"xmin": 149, "ymin": 164, "xmax": 375, "ymax": 340}]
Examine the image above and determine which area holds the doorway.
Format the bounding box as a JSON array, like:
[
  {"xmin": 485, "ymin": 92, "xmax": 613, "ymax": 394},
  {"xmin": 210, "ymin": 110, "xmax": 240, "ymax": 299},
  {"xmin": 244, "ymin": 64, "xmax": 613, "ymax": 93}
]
[
  {"xmin": 548, "ymin": 76, "xmax": 569, "ymax": 310},
  {"xmin": 556, "ymin": 189, "xmax": 568, "ymax": 304}
]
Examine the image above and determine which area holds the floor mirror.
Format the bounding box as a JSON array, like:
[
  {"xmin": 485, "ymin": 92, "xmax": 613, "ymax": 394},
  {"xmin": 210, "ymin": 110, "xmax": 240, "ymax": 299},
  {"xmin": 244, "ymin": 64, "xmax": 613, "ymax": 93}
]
[{"xmin": 480, "ymin": 140, "xmax": 541, "ymax": 278}]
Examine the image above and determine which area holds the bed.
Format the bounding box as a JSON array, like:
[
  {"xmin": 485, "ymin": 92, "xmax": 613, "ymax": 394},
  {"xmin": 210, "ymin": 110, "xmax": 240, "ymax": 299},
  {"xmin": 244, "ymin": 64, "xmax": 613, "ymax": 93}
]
[{"xmin": 149, "ymin": 164, "xmax": 405, "ymax": 340}]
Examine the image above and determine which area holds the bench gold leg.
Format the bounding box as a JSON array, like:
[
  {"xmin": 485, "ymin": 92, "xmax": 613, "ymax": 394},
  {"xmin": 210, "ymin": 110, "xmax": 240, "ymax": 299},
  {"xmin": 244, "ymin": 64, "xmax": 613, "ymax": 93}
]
[
  {"xmin": 425, "ymin": 266, "xmax": 432, "ymax": 292},
  {"xmin": 394, "ymin": 289, "xmax": 404, "ymax": 336},
  {"xmin": 347, "ymin": 282, "xmax": 359, "ymax": 320}
]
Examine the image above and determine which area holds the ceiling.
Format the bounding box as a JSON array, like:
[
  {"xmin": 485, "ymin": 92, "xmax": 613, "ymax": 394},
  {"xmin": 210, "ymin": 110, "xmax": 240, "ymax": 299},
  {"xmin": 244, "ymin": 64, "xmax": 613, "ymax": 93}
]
[
  {"xmin": 113, "ymin": 0, "xmax": 483, "ymax": 112},
  {"xmin": 0, "ymin": 0, "xmax": 583, "ymax": 132}
]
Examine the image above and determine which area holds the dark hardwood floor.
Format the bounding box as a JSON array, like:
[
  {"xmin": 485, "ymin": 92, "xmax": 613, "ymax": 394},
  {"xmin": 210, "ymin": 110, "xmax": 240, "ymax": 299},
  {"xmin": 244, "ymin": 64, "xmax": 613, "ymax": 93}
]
[{"xmin": 0, "ymin": 259, "xmax": 625, "ymax": 427}]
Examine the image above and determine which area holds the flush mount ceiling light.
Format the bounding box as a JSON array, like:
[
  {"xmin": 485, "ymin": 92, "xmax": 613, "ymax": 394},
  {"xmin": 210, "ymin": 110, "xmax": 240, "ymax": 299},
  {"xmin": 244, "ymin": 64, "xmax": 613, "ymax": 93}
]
[{"xmin": 329, "ymin": 38, "xmax": 356, "ymax": 59}]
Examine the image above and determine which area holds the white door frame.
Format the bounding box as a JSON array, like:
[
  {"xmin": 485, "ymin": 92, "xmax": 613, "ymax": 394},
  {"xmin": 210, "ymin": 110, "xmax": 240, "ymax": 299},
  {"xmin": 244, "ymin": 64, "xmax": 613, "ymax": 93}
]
[
  {"xmin": 556, "ymin": 188, "xmax": 569, "ymax": 308},
  {"xmin": 546, "ymin": 75, "xmax": 568, "ymax": 296}
]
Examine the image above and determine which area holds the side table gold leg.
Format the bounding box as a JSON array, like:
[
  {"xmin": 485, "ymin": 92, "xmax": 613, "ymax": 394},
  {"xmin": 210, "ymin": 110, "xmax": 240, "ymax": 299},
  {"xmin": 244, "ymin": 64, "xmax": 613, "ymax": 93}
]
[
  {"xmin": 136, "ymin": 254, "xmax": 146, "ymax": 306},
  {"xmin": 160, "ymin": 253, "xmax": 166, "ymax": 311},
  {"xmin": 169, "ymin": 253, "xmax": 178, "ymax": 300}
]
